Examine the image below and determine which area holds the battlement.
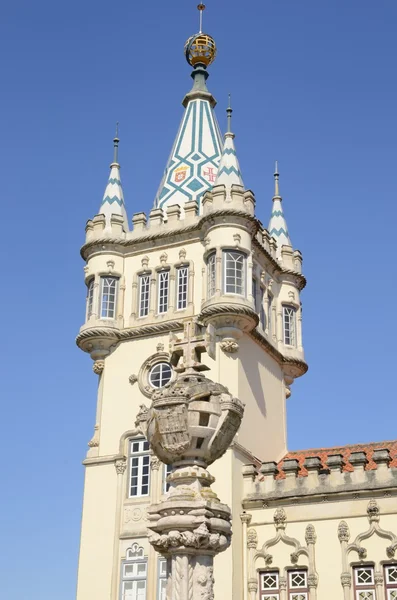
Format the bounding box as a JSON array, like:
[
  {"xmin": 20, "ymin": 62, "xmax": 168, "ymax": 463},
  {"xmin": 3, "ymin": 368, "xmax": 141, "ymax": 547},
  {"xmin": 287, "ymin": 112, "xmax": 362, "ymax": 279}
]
[{"xmin": 242, "ymin": 446, "xmax": 397, "ymax": 505}]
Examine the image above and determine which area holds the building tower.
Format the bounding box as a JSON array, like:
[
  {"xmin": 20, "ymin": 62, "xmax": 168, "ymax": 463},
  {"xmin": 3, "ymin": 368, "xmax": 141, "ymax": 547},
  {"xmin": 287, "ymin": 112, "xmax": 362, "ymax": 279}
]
[{"xmin": 76, "ymin": 10, "xmax": 307, "ymax": 600}]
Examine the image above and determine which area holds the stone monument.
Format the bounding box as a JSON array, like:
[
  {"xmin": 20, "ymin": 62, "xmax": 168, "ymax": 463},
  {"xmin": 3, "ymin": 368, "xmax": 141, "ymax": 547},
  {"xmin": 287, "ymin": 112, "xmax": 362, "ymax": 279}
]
[{"xmin": 136, "ymin": 320, "xmax": 245, "ymax": 600}]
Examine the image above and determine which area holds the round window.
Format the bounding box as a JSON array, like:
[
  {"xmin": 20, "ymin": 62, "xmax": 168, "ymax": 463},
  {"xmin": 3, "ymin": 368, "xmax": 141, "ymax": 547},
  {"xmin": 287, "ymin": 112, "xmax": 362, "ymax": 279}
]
[{"xmin": 148, "ymin": 362, "xmax": 172, "ymax": 388}]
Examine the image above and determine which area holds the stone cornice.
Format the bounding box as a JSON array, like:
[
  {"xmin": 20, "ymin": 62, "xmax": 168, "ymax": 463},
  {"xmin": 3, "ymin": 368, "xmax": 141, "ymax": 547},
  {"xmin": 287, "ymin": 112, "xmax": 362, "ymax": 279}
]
[
  {"xmin": 76, "ymin": 320, "xmax": 184, "ymax": 350},
  {"xmin": 199, "ymin": 302, "xmax": 259, "ymax": 325},
  {"xmin": 249, "ymin": 328, "xmax": 308, "ymax": 378}
]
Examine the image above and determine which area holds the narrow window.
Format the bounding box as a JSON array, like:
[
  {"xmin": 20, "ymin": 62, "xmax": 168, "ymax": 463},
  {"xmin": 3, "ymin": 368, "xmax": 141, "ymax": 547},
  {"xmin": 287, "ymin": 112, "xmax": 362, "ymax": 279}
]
[
  {"xmin": 121, "ymin": 544, "xmax": 147, "ymax": 600},
  {"xmin": 223, "ymin": 251, "xmax": 245, "ymax": 295},
  {"xmin": 87, "ymin": 279, "xmax": 94, "ymax": 319},
  {"xmin": 260, "ymin": 288, "xmax": 266, "ymax": 330},
  {"xmin": 158, "ymin": 271, "xmax": 169, "ymax": 314},
  {"xmin": 100, "ymin": 276, "xmax": 118, "ymax": 319},
  {"xmin": 288, "ymin": 569, "xmax": 308, "ymax": 600},
  {"xmin": 283, "ymin": 305, "xmax": 296, "ymax": 346},
  {"xmin": 157, "ymin": 558, "xmax": 167, "ymax": 600},
  {"xmin": 259, "ymin": 571, "xmax": 280, "ymax": 599},
  {"xmin": 176, "ymin": 266, "xmax": 188, "ymax": 310},
  {"xmin": 353, "ymin": 566, "xmax": 375, "ymax": 599},
  {"xmin": 385, "ymin": 565, "xmax": 397, "ymax": 599},
  {"xmin": 129, "ymin": 439, "xmax": 150, "ymax": 498},
  {"xmin": 163, "ymin": 463, "xmax": 172, "ymax": 494},
  {"xmin": 207, "ymin": 253, "xmax": 216, "ymax": 298},
  {"xmin": 268, "ymin": 293, "xmax": 273, "ymax": 335},
  {"xmin": 138, "ymin": 274, "xmax": 150, "ymax": 318}
]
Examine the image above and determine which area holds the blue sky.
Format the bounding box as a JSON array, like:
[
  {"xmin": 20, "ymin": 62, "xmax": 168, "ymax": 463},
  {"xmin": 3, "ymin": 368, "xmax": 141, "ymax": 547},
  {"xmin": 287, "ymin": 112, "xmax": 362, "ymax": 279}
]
[{"xmin": 1, "ymin": 1, "xmax": 396, "ymax": 598}]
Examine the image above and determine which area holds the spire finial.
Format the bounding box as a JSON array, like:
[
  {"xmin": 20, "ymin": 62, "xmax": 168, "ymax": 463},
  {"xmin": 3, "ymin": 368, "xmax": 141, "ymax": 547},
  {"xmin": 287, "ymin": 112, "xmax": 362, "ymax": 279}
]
[
  {"xmin": 274, "ymin": 160, "xmax": 280, "ymax": 197},
  {"xmin": 198, "ymin": 3, "xmax": 205, "ymax": 33},
  {"xmin": 226, "ymin": 93, "xmax": 232, "ymax": 133},
  {"xmin": 113, "ymin": 122, "xmax": 120, "ymax": 164}
]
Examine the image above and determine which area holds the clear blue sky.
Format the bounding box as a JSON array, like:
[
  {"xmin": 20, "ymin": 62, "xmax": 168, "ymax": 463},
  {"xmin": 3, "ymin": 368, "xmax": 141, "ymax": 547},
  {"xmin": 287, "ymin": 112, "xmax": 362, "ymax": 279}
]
[{"xmin": 1, "ymin": 1, "xmax": 396, "ymax": 598}]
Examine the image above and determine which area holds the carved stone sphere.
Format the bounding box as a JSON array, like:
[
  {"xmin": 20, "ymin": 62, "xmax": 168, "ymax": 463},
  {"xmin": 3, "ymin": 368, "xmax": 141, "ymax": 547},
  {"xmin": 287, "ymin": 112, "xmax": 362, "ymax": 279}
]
[{"xmin": 146, "ymin": 370, "xmax": 244, "ymax": 467}]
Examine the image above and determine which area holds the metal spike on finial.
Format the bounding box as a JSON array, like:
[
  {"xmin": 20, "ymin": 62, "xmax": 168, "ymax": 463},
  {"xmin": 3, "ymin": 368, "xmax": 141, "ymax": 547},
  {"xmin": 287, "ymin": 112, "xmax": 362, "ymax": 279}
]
[
  {"xmin": 226, "ymin": 93, "xmax": 233, "ymax": 133},
  {"xmin": 113, "ymin": 122, "xmax": 120, "ymax": 164},
  {"xmin": 274, "ymin": 160, "xmax": 280, "ymax": 197},
  {"xmin": 197, "ymin": 3, "xmax": 205, "ymax": 33}
]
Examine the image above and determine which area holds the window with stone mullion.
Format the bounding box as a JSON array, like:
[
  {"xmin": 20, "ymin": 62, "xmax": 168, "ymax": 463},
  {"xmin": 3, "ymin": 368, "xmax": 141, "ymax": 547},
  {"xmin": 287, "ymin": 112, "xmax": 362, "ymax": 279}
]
[
  {"xmin": 176, "ymin": 266, "xmax": 188, "ymax": 310},
  {"xmin": 288, "ymin": 569, "xmax": 308, "ymax": 600},
  {"xmin": 224, "ymin": 251, "xmax": 245, "ymax": 295},
  {"xmin": 353, "ymin": 566, "xmax": 376, "ymax": 600},
  {"xmin": 259, "ymin": 571, "xmax": 280, "ymax": 600},
  {"xmin": 207, "ymin": 253, "xmax": 216, "ymax": 298},
  {"xmin": 129, "ymin": 439, "xmax": 150, "ymax": 498},
  {"xmin": 87, "ymin": 279, "xmax": 94, "ymax": 318},
  {"xmin": 100, "ymin": 276, "xmax": 118, "ymax": 319},
  {"xmin": 385, "ymin": 565, "xmax": 397, "ymax": 599},
  {"xmin": 158, "ymin": 271, "xmax": 169, "ymax": 314},
  {"xmin": 139, "ymin": 274, "xmax": 150, "ymax": 317},
  {"xmin": 283, "ymin": 305, "xmax": 296, "ymax": 346}
]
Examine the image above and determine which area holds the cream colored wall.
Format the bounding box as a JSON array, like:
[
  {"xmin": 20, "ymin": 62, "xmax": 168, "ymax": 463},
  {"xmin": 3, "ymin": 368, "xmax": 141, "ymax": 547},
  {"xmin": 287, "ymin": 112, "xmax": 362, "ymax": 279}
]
[
  {"xmin": 77, "ymin": 463, "xmax": 117, "ymax": 600},
  {"xmin": 236, "ymin": 336, "xmax": 286, "ymax": 461}
]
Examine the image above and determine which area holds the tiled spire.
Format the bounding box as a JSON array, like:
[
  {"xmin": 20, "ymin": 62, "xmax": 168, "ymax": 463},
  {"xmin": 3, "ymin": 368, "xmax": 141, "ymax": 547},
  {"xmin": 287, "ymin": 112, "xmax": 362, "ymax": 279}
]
[
  {"xmin": 213, "ymin": 96, "xmax": 244, "ymax": 195},
  {"xmin": 154, "ymin": 39, "xmax": 223, "ymax": 213},
  {"xmin": 100, "ymin": 127, "xmax": 128, "ymax": 231},
  {"xmin": 268, "ymin": 162, "xmax": 291, "ymax": 256}
]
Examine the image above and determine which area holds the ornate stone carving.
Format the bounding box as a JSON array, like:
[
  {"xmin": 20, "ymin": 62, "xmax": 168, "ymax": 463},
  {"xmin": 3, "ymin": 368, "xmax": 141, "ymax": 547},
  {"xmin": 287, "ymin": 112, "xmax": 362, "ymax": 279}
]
[
  {"xmin": 220, "ymin": 338, "xmax": 239, "ymax": 353},
  {"xmin": 141, "ymin": 255, "xmax": 149, "ymax": 269},
  {"xmin": 88, "ymin": 424, "xmax": 99, "ymax": 447},
  {"xmin": 115, "ymin": 459, "xmax": 127, "ymax": 474},
  {"xmin": 150, "ymin": 456, "xmax": 161, "ymax": 471},
  {"xmin": 149, "ymin": 524, "xmax": 229, "ymax": 553},
  {"xmin": 274, "ymin": 507, "xmax": 287, "ymax": 528},
  {"xmin": 340, "ymin": 573, "xmax": 351, "ymax": 587},
  {"xmin": 93, "ymin": 359, "xmax": 105, "ymax": 374},
  {"xmin": 106, "ymin": 260, "xmax": 115, "ymax": 272},
  {"xmin": 233, "ymin": 233, "xmax": 241, "ymax": 246},
  {"xmin": 124, "ymin": 507, "xmax": 143, "ymax": 523},
  {"xmin": 338, "ymin": 520, "xmax": 350, "ymax": 542},
  {"xmin": 305, "ymin": 524, "xmax": 317, "ymax": 545},
  {"xmin": 240, "ymin": 512, "xmax": 252, "ymax": 525},
  {"xmin": 374, "ymin": 572, "xmax": 384, "ymax": 585},
  {"xmin": 247, "ymin": 528, "xmax": 258, "ymax": 549},
  {"xmin": 156, "ymin": 342, "xmax": 165, "ymax": 352},
  {"xmin": 129, "ymin": 374, "xmax": 138, "ymax": 385},
  {"xmin": 160, "ymin": 252, "xmax": 168, "ymax": 266},
  {"xmin": 308, "ymin": 574, "xmax": 318, "ymax": 588},
  {"xmin": 367, "ymin": 498, "xmax": 380, "ymax": 522},
  {"xmin": 179, "ymin": 248, "xmax": 187, "ymax": 261},
  {"xmin": 247, "ymin": 579, "xmax": 258, "ymax": 593},
  {"xmin": 279, "ymin": 577, "xmax": 287, "ymax": 590}
]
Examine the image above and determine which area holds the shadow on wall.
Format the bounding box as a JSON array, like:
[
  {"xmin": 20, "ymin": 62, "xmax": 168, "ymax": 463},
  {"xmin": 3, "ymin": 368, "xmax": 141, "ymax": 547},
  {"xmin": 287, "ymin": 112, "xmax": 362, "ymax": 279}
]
[{"xmin": 237, "ymin": 337, "xmax": 282, "ymax": 420}]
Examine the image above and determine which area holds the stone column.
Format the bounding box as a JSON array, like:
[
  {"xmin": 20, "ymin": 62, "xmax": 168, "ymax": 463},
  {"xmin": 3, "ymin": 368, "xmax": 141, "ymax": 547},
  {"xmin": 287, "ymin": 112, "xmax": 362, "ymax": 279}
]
[
  {"xmin": 279, "ymin": 576, "xmax": 287, "ymax": 600},
  {"xmin": 188, "ymin": 267, "xmax": 194, "ymax": 308},
  {"xmin": 277, "ymin": 304, "xmax": 283, "ymax": 344},
  {"xmin": 169, "ymin": 271, "xmax": 176, "ymax": 312},
  {"xmin": 246, "ymin": 527, "xmax": 258, "ymax": 600},
  {"xmin": 240, "ymin": 513, "xmax": 252, "ymax": 600},
  {"xmin": 92, "ymin": 274, "xmax": 100, "ymax": 319},
  {"xmin": 149, "ymin": 275, "xmax": 157, "ymax": 316},
  {"xmin": 110, "ymin": 458, "xmax": 127, "ymax": 600},
  {"xmin": 338, "ymin": 521, "xmax": 351, "ymax": 600},
  {"xmin": 374, "ymin": 571, "xmax": 384, "ymax": 600},
  {"xmin": 215, "ymin": 248, "xmax": 222, "ymax": 296},
  {"xmin": 130, "ymin": 279, "xmax": 138, "ymax": 320},
  {"xmin": 117, "ymin": 275, "xmax": 125, "ymax": 327},
  {"xmin": 297, "ymin": 303, "xmax": 303, "ymax": 352},
  {"xmin": 201, "ymin": 266, "xmax": 206, "ymax": 305}
]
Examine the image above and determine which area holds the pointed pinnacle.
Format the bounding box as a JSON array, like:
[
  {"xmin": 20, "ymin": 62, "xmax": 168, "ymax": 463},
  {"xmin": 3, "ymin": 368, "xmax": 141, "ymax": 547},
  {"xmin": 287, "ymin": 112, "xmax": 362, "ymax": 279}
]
[
  {"xmin": 274, "ymin": 160, "xmax": 280, "ymax": 197},
  {"xmin": 113, "ymin": 122, "xmax": 120, "ymax": 164},
  {"xmin": 226, "ymin": 93, "xmax": 233, "ymax": 133}
]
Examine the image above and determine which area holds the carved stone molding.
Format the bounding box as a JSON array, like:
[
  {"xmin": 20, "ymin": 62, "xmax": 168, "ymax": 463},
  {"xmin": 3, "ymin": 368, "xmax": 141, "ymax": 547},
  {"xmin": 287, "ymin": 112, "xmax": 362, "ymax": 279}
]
[
  {"xmin": 156, "ymin": 342, "xmax": 165, "ymax": 352},
  {"xmin": 137, "ymin": 350, "xmax": 173, "ymax": 398},
  {"xmin": 149, "ymin": 522, "xmax": 230, "ymax": 553},
  {"xmin": 88, "ymin": 424, "xmax": 99, "ymax": 447},
  {"xmin": 374, "ymin": 572, "xmax": 384, "ymax": 585},
  {"xmin": 274, "ymin": 507, "xmax": 287, "ymax": 529},
  {"xmin": 247, "ymin": 578, "xmax": 258, "ymax": 593},
  {"xmin": 220, "ymin": 338, "xmax": 239, "ymax": 353},
  {"xmin": 340, "ymin": 573, "xmax": 351, "ymax": 587},
  {"xmin": 240, "ymin": 512, "xmax": 252, "ymax": 526},
  {"xmin": 150, "ymin": 456, "xmax": 161, "ymax": 471},
  {"xmin": 305, "ymin": 524, "xmax": 317, "ymax": 545},
  {"xmin": 247, "ymin": 528, "xmax": 258, "ymax": 549},
  {"xmin": 338, "ymin": 521, "xmax": 350, "ymax": 542},
  {"xmin": 279, "ymin": 577, "xmax": 287, "ymax": 590},
  {"xmin": 115, "ymin": 458, "xmax": 127, "ymax": 474},
  {"xmin": 93, "ymin": 359, "xmax": 105, "ymax": 374},
  {"xmin": 129, "ymin": 374, "xmax": 138, "ymax": 385}
]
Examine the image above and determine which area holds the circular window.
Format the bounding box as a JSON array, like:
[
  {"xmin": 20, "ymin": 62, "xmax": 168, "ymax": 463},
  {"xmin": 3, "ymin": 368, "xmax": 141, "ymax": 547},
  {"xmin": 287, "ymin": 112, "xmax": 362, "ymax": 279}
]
[{"xmin": 148, "ymin": 362, "xmax": 172, "ymax": 388}]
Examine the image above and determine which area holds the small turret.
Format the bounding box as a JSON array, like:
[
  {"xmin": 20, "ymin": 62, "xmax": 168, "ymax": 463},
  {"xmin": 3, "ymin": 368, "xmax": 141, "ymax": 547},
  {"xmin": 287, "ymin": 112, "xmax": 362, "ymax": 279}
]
[
  {"xmin": 268, "ymin": 162, "xmax": 291, "ymax": 257},
  {"xmin": 99, "ymin": 127, "xmax": 129, "ymax": 232},
  {"xmin": 213, "ymin": 96, "xmax": 244, "ymax": 199}
]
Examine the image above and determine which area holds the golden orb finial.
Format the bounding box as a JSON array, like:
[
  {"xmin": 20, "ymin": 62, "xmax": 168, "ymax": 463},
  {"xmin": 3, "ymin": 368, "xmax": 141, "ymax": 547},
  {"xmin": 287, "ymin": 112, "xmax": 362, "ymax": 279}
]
[{"xmin": 184, "ymin": 4, "xmax": 217, "ymax": 68}]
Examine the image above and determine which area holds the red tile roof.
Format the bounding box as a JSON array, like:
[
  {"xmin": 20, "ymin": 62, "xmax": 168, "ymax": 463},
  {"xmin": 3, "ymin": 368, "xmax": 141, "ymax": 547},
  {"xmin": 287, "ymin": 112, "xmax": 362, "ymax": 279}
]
[{"xmin": 276, "ymin": 440, "xmax": 397, "ymax": 479}]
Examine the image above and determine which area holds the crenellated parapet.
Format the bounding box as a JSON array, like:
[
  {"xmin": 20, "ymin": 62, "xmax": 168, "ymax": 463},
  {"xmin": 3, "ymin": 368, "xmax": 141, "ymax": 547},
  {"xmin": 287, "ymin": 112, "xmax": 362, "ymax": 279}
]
[{"xmin": 242, "ymin": 448, "xmax": 397, "ymax": 507}]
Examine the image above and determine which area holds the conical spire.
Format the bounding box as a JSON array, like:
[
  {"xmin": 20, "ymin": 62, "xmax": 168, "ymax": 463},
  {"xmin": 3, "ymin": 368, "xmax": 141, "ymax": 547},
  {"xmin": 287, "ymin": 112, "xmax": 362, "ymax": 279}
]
[
  {"xmin": 100, "ymin": 126, "xmax": 128, "ymax": 231},
  {"xmin": 213, "ymin": 96, "xmax": 244, "ymax": 194},
  {"xmin": 154, "ymin": 10, "xmax": 222, "ymax": 214},
  {"xmin": 268, "ymin": 162, "xmax": 291, "ymax": 256}
]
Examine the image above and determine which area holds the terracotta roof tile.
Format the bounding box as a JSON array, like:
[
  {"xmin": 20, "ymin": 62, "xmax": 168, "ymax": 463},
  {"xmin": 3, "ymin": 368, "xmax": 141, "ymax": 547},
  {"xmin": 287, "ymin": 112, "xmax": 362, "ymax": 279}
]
[{"xmin": 275, "ymin": 440, "xmax": 397, "ymax": 479}]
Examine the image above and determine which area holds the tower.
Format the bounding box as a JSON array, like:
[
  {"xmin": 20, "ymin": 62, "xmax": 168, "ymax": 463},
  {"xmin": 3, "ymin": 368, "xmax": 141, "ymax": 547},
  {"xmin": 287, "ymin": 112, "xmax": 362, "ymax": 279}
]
[{"xmin": 76, "ymin": 9, "xmax": 307, "ymax": 600}]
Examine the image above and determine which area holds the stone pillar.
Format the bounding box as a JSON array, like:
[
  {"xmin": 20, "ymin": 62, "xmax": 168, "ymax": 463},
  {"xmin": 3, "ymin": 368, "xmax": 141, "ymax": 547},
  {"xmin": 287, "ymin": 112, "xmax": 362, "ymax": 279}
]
[
  {"xmin": 240, "ymin": 513, "xmax": 252, "ymax": 600},
  {"xmin": 188, "ymin": 267, "xmax": 194, "ymax": 308},
  {"xmin": 110, "ymin": 458, "xmax": 127, "ymax": 600},
  {"xmin": 117, "ymin": 275, "xmax": 125, "ymax": 326},
  {"xmin": 169, "ymin": 271, "xmax": 176, "ymax": 312},
  {"xmin": 215, "ymin": 248, "xmax": 222, "ymax": 296},
  {"xmin": 374, "ymin": 571, "xmax": 384, "ymax": 600},
  {"xmin": 149, "ymin": 275, "xmax": 157, "ymax": 316},
  {"xmin": 92, "ymin": 273, "xmax": 100, "ymax": 319},
  {"xmin": 130, "ymin": 279, "xmax": 138, "ymax": 320},
  {"xmin": 338, "ymin": 520, "xmax": 351, "ymax": 600},
  {"xmin": 279, "ymin": 576, "xmax": 287, "ymax": 600}
]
